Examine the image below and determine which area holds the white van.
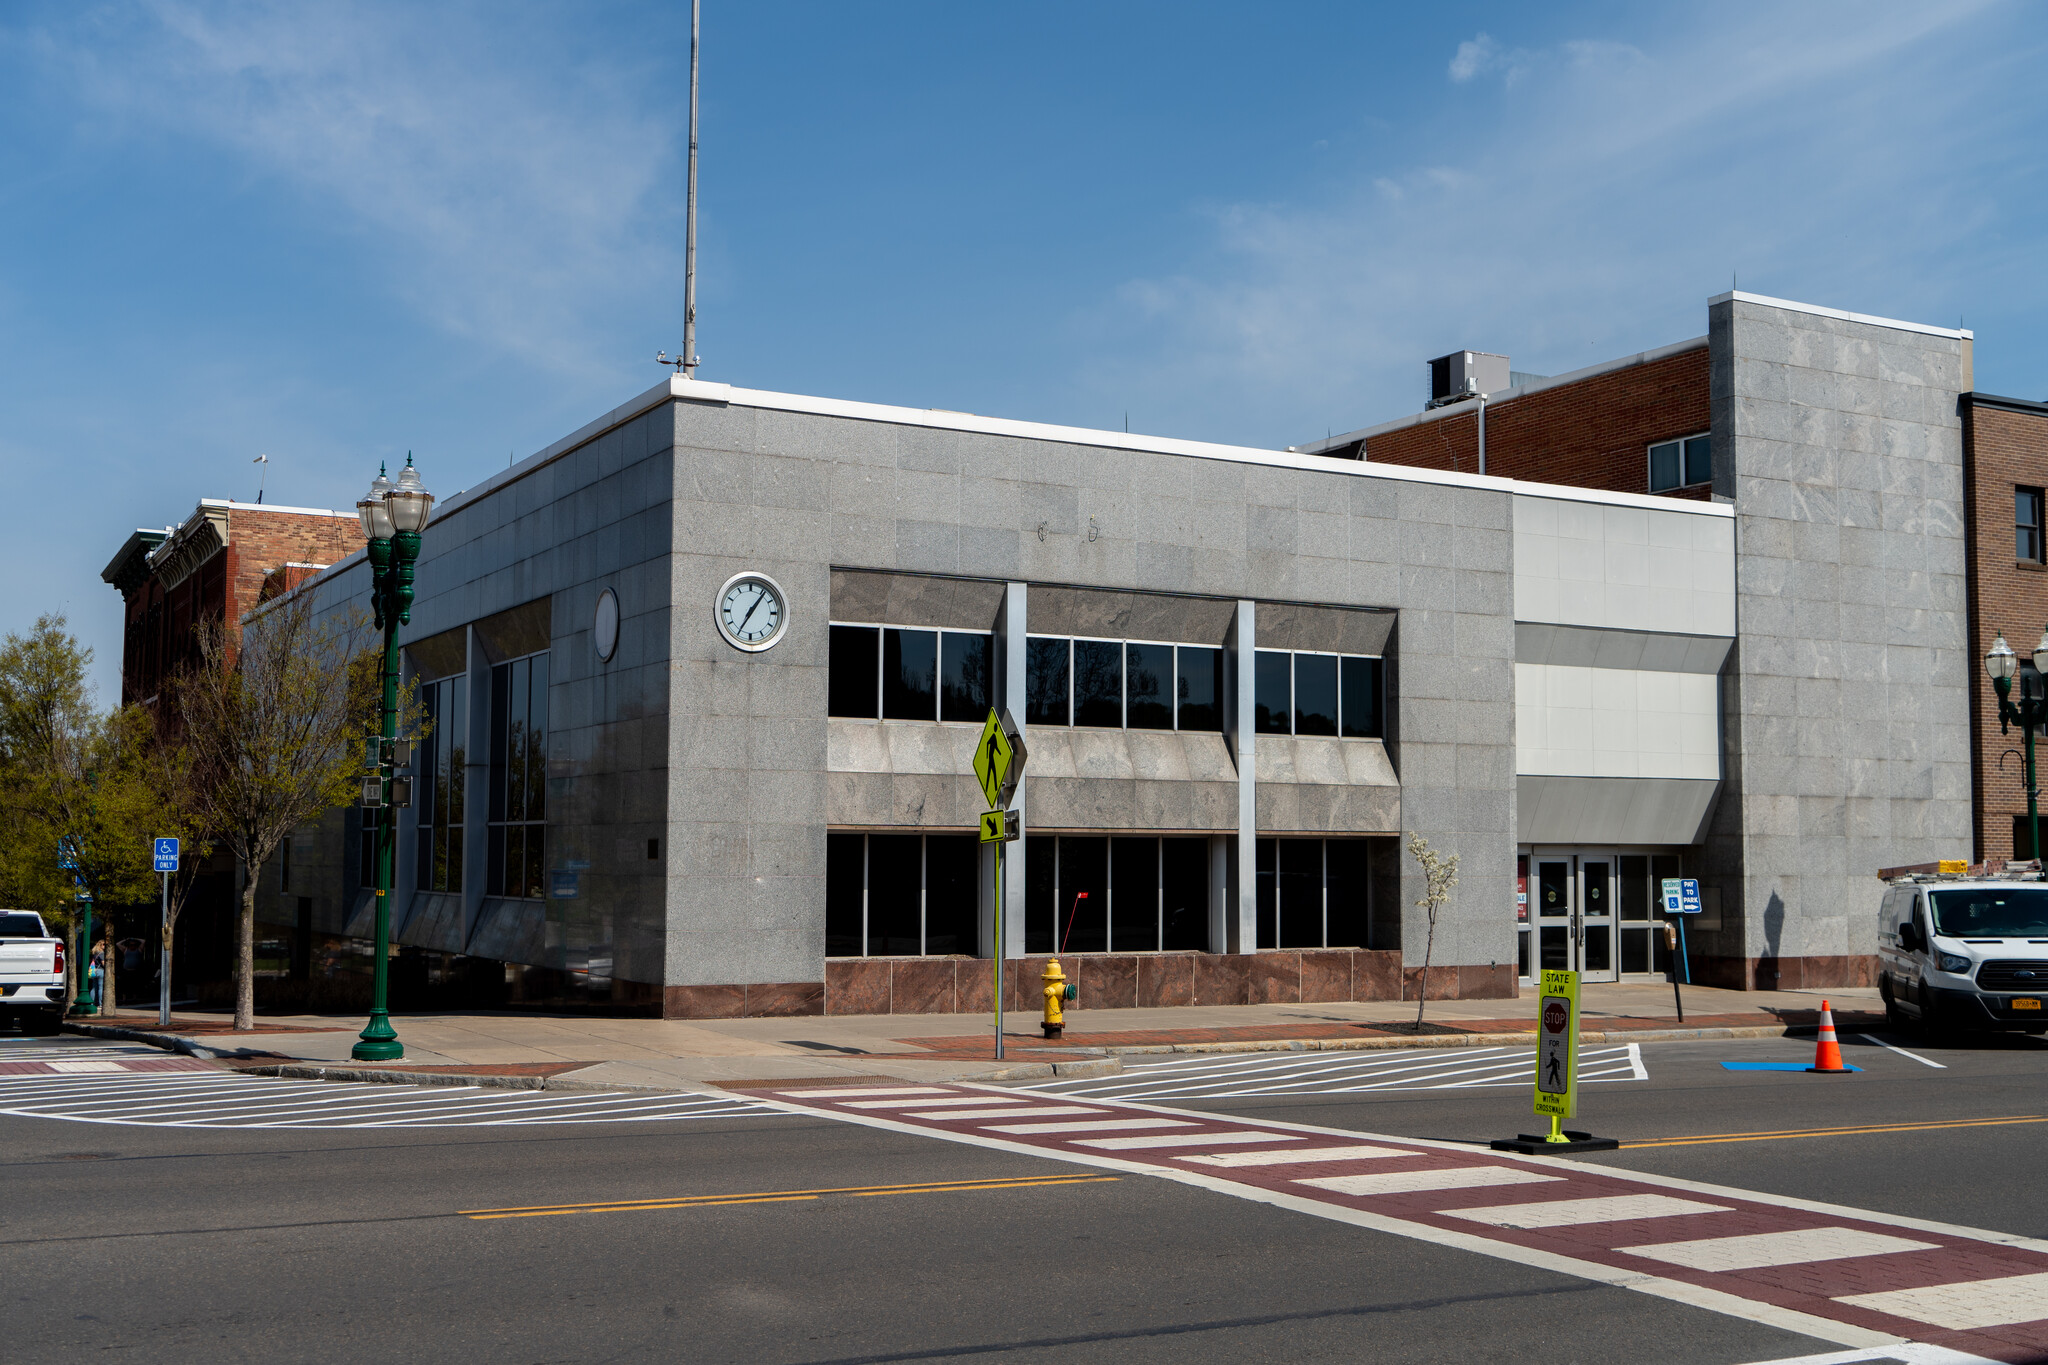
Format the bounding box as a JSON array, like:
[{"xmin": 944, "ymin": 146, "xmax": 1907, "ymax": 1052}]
[{"xmin": 1878, "ymin": 876, "xmax": 2048, "ymax": 1034}]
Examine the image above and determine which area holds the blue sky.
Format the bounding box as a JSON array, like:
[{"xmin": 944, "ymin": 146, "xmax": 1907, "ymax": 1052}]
[{"xmin": 3, "ymin": 1, "xmax": 2043, "ymax": 701}]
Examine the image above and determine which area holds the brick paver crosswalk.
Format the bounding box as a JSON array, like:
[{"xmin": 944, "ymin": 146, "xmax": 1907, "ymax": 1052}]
[{"xmin": 734, "ymin": 1081, "xmax": 2048, "ymax": 1362}]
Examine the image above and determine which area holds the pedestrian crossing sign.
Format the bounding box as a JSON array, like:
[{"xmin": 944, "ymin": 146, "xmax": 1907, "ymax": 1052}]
[
  {"xmin": 1534, "ymin": 969, "xmax": 1579, "ymax": 1120},
  {"xmin": 973, "ymin": 708, "xmax": 1026, "ymax": 809}
]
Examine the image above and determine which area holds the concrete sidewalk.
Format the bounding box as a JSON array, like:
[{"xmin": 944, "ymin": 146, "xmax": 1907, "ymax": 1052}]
[{"xmin": 70, "ymin": 982, "xmax": 1879, "ymax": 1089}]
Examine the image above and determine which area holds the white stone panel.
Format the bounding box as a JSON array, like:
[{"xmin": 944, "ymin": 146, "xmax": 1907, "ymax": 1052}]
[
  {"xmin": 1514, "ymin": 493, "xmax": 1735, "ymax": 636},
  {"xmin": 1517, "ymin": 664, "xmax": 1720, "ymax": 780}
]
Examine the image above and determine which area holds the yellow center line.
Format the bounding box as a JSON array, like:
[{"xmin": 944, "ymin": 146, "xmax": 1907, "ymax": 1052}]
[
  {"xmin": 461, "ymin": 1174, "xmax": 1118, "ymax": 1220},
  {"xmin": 1629, "ymin": 1115, "xmax": 2048, "ymax": 1148}
]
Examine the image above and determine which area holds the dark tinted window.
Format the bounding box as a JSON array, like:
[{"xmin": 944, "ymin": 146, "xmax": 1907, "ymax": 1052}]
[
  {"xmin": 1025, "ymin": 638, "xmax": 1070, "ymax": 727},
  {"xmin": 939, "ymin": 632, "xmax": 991, "ymax": 723},
  {"xmin": 1072, "ymin": 641, "xmax": 1123, "ymax": 727},
  {"xmin": 1325, "ymin": 840, "xmax": 1369, "ymax": 948},
  {"xmin": 0, "ymin": 913, "xmax": 46, "ymax": 938},
  {"xmin": 825, "ymin": 833, "xmax": 864, "ymax": 956},
  {"xmin": 1124, "ymin": 643, "xmax": 1173, "ymax": 730},
  {"xmin": 1111, "ymin": 836, "xmax": 1159, "ymax": 951},
  {"xmin": 828, "ymin": 626, "xmax": 879, "ymax": 717},
  {"xmin": 1279, "ymin": 840, "xmax": 1324, "ymax": 947},
  {"xmin": 2021, "ymin": 488, "xmax": 2044, "ymax": 563},
  {"xmin": 1026, "ymin": 834, "xmax": 1057, "ymax": 953},
  {"xmin": 1683, "ymin": 434, "xmax": 1712, "ymax": 486},
  {"xmin": 1294, "ymin": 654, "xmax": 1338, "ymax": 736},
  {"xmin": 1176, "ymin": 646, "xmax": 1221, "ymax": 731},
  {"xmin": 866, "ymin": 834, "xmax": 922, "ymax": 955},
  {"xmin": 1255, "ymin": 838, "xmax": 1277, "ymax": 948},
  {"xmin": 882, "ymin": 629, "xmax": 937, "ymax": 720},
  {"xmin": 1649, "ymin": 440, "xmax": 1681, "ymax": 492},
  {"xmin": 1254, "ymin": 651, "xmax": 1292, "ymax": 734},
  {"xmin": 923, "ymin": 836, "xmax": 979, "ymax": 953},
  {"xmin": 1059, "ymin": 836, "xmax": 1108, "ymax": 952},
  {"xmin": 1341, "ymin": 656, "xmax": 1382, "ymax": 738},
  {"xmin": 1162, "ymin": 838, "xmax": 1209, "ymax": 951}
]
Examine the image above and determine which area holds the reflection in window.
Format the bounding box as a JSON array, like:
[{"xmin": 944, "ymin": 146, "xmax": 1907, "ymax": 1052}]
[
  {"xmin": 1176, "ymin": 646, "xmax": 1221, "ymax": 732},
  {"xmin": 415, "ymin": 675, "xmax": 466, "ymax": 893},
  {"xmin": 1340, "ymin": 657, "xmax": 1382, "ymax": 738},
  {"xmin": 882, "ymin": 628, "xmax": 937, "ymax": 720},
  {"xmin": 1025, "ymin": 637, "xmax": 1070, "ymax": 726},
  {"xmin": 1073, "ymin": 640, "xmax": 1123, "ymax": 727},
  {"xmin": 1293, "ymin": 654, "xmax": 1338, "ymax": 737},
  {"xmin": 1650, "ymin": 432, "xmax": 1712, "ymax": 492},
  {"xmin": 1021, "ymin": 834, "xmax": 1212, "ymax": 954},
  {"xmin": 1255, "ymin": 838, "xmax": 1372, "ymax": 949},
  {"xmin": 487, "ymin": 652, "xmax": 547, "ymax": 899},
  {"xmin": 1124, "ymin": 643, "xmax": 1172, "ymax": 730},
  {"xmin": 939, "ymin": 631, "xmax": 991, "ymax": 722},
  {"xmin": 824, "ymin": 831, "xmax": 980, "ymax": 956},
  {"xmin": 1254, "ymin": 651, "xmax": 1292, "ymax": 734}
]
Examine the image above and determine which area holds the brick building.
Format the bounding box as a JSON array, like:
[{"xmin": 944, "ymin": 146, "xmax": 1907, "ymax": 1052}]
[
  {"xmin": 101, "ymin": 500, "xmax": 364, "ymax": 706},
  {"xmin": 1963, "ymin": 393, "xmax": 2048, "ymax": 862}
]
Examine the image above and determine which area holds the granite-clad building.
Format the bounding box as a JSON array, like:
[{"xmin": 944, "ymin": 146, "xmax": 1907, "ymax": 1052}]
[{"xmin": 257, "ymin": 290, "xmax": 1969, "ymax": 1016}]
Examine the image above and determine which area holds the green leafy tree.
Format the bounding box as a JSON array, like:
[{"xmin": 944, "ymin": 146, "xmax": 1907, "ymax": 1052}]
[
  {"xmin": 175, "ymin": 593, "xmax": 377, "ymax": 1031},
  {"xmin": 0, "ymin": 616, "xmax": 169, "ymax": 1008}
]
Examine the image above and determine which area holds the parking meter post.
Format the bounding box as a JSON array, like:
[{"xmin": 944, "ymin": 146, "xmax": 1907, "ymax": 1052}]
[
  {"xmin": 993, "ymin": 840, "xmax": 1005, "ymax": 1062},
  {"xmin": 1677, "ymin": 915, "xmax": 1691, "ymax": 987}
]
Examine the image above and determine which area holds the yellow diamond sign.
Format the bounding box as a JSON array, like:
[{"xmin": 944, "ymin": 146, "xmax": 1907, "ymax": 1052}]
[{"xmin": 974, "ymin": 709, "xmax": 1014, "ymax": 809}]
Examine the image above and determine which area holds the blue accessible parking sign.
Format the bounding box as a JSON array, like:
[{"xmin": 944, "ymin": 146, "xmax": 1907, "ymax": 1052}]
[{"xmin": 153, "ymin": 838, "xmax": 180, "ymax": 872}]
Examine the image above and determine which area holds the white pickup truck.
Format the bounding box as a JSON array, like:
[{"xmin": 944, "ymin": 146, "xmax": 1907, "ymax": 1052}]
[{"xmin": 0, "ymin": 911, "xmax": 67, "ymax": 1035}]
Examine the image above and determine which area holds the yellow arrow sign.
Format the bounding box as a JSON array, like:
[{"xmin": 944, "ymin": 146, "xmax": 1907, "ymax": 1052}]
[
  {"xmin": 979, "ymin": 810, "xmax": 1007, "ymax": 843},
  {"xmin": 973, "ymin": 709, "xmax": 1014, "ymax": 808}
]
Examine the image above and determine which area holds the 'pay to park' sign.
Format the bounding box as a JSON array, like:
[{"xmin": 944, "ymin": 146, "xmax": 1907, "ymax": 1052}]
[{"xmin": 1533, "ymin": 969, "xmax": 1579, "ymax": 1120}]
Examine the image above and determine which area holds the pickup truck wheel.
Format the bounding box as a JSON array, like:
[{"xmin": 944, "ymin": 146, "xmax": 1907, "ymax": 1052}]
[{"xmin": 24, "ymin": 1009, "xmax": 61, "ymax": 1037}]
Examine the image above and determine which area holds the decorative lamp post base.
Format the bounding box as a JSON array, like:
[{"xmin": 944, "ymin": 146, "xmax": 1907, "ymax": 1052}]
[{"xmin": 352, "ymin": 1013, "xmax": 403, "ymax": 1062}]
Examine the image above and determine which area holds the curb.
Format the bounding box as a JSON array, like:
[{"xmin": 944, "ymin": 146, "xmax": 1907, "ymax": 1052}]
[
  {"xmin": 62, "ymin": 1020, "xmax": 255, "ymax": 1061},
  {"xmin": 241, "ymin": 1063, "xmax": 662, "ymax": 1093},
  {"xmin": 972, "ymin": 1056, "xmax": 1125, "ymax": 1083},
  {"xmin": 1078, "ymin": 1022, "xmax": 1829, "ymax": 1058}
]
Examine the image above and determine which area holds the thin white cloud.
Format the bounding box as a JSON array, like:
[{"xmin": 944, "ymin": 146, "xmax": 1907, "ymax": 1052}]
[
  {"xmin": 1080, "ymin": 2, "xmax": 2019, "ymax": 446},
  {"xmin": 38, "ymin": 0, "xmax": 684, "ymax": 378}
]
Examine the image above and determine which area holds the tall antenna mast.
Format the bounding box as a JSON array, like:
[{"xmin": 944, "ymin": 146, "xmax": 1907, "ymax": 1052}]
[{"xmin": 682, "ymin": 0, "xmax": 701, "ymax": 378}]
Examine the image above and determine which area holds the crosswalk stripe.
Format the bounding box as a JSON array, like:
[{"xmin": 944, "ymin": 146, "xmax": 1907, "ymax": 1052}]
[
  {"xmin": 981, "ymin": 1117, "xmax": 1194, "ymax": 1135},
  {"xmin": 1177, "ymin": 1144, "xmax": 1407, "ymax": 1167},
  {"xmin": 1028, "ymin": 1044, "xmax": 1648, "ymax": 1100},
  {"xmin": 902, "ymin": 1106, "xmax": 1099, "ymax": 1120},
  {"xmin": 1621, "ymin": 1228, "xmax": 1938, "ymax": 1272},
  {"xmin": 1834, "ymin": 1272, "xmax": 2048, "ymax": 1331},
  {"xmin": 1296, "ymin": 1167, "xmax": 1564, "ymax": 1196},
  {"xmin": 1447, "ymin": 1195, "xmax": 1733, "ymax": 1228},
  {"xmin": 1071, "ymin": 1131, "xmax": 1304, "ymax": 1151}
]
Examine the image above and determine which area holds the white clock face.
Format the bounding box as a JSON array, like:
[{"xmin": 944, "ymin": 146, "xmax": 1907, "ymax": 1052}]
[{"xmin": 717, "ymin": 575, "xmax": 785, "ymax": 650}]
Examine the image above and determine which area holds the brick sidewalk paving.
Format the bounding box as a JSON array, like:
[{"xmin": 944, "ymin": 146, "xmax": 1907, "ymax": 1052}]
[{"xmin": 738, "ymin": 1079, "xmax": 2048, "ymax": 1361}]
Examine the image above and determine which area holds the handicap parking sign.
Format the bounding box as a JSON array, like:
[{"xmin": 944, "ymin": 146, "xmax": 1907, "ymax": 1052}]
[{"xmin": 153, "ymin": 837, "xmax": 180, "ymax": 872}]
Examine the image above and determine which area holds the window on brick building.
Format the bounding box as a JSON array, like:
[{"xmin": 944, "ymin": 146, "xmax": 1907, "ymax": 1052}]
[
  {"xmin": 2018, "ymin": 488, "xmax": 2044, "ymax": 563},
  {"xmin": 1649, "ymin": 433, "xmax": 1712, "ymax": 492}
]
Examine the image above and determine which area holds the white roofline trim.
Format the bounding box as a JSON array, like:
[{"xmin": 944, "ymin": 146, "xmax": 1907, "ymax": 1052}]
[
  {"xmin": 1710, "ymin": 291, "xmax": 1972, "ymax": 341},
  {"xmin": 199, "ymin": 498, "xmax": 356, "ymax": 518},
  {"xmin": 1297, "ymin": 335, "xmax": 1710, "ymax": 454}
]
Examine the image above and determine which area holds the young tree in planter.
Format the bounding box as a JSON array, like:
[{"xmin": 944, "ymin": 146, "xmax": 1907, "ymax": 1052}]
[
  {"xmin": 1407, "ymin": 833, "xmax": 1460, "ymax": 1030},
  {"xmin": 175, "ymin": 593, "xmax": 376, "ymax": 1031}
]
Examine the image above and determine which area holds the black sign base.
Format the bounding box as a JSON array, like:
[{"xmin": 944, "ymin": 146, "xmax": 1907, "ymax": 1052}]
[{"xmin": 1490, "ymin": 1131, "xmax": 1621, "ymax": 1155}]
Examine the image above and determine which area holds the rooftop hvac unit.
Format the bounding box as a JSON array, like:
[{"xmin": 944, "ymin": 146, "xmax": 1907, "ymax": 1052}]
[{"xmin": 1427, "ymin": 351, "xmax": 1510, "ymax": 408}]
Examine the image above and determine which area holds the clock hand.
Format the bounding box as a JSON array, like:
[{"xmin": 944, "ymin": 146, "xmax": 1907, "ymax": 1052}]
[{"xmin": 737, "ymin": 591, "xmax": 766, "ymax": 632}]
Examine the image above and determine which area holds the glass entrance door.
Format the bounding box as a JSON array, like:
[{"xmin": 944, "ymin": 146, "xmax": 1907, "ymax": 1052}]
[{"xmin": 1529, "ymin": 852, "xmax": 1619, "ymax": 983}]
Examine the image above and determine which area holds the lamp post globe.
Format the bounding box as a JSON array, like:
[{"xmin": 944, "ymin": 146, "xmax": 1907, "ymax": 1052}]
[
  {"xmin": 1987, "ymin": 631, "xmax": 2018, "ymax": 682},
  {"xmin": 2032, "ymin": 627, "xmax": 2048, "ymax": 677},
  {"xmin": 352, "ymin": 454, "xmax": 431, "ymax": 1064}
]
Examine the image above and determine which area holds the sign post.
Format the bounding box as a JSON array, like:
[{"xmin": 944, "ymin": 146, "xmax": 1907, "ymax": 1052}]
[
  {"xmin": 153, "ymin": 838, "xmax": 179, "ymax": 1026},
  {"xmin": 1492, "ymin": 967, "xmax": 1618, "ymax": 1154},
  {"xmin": 973, "ymin": 708, "xmax": 1026, "ymax": 1060}
]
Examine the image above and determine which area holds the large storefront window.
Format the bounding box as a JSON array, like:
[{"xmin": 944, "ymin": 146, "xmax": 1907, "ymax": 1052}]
[
  {"xmin": 487, "ymin": 653, "xmax": 547, "ymax": 899},
  {"xmin": 826, "ymin": 832, "xmax": 979, "ymax": 955},
  {"xmin": 415, "ymin": 675, "xmax": 466, "ymax": 893},
  {"xmin": 1254, "ymin": 838, "xmax": 1370, "ymax": 949},
  {"xmin": 1023, "ymin": 835, "xmax": 1210, "ymax": 954}
]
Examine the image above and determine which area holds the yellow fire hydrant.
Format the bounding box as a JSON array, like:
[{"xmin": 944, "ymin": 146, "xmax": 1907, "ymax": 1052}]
[{"xmin": 1042, "ymin": 958, "xmax": 1073, "ymax": 1038}]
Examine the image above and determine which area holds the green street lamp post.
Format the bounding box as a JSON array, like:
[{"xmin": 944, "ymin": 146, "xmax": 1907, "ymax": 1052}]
[
  {"xmin": 352, "ymin": 456, "xmax": 434, "ymax": 1062},
  {"xmin": 1986, "ymin": 627, "xmax": 2048, "ymax": 867}
]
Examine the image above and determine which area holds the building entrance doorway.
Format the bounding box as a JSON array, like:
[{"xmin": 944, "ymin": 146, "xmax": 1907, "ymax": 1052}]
[{"xmin": 1519, "ymin": 848, "xmax": 1683, "ymax": 986}]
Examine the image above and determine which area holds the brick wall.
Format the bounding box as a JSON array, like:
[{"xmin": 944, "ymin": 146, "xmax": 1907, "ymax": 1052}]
[
  {"xmin": 1361, "ymin": 344, "xmax": 1711, "ymax": 498},
  {"xmin": 223, "ymin": 508, "xmax": 362, "ymax": 620},
  {"xmin": 1965, "ymin": 400, "xmax": 2048, "ymax": 861}
]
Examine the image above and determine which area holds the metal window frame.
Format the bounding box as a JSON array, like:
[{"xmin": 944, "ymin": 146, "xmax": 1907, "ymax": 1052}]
[
  {"xmin": 1646, "ymin": 430, "xmax": 1712, "ymax": 493},
  {"xmin": 2019, "ymin": 487, "xmax": 2046, "ymax": 564}
]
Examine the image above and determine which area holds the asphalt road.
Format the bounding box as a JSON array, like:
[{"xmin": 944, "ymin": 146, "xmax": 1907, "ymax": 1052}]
[{"xmin": 3, "ymin": 1029, "xmax": 2044, "ymax": 1365}]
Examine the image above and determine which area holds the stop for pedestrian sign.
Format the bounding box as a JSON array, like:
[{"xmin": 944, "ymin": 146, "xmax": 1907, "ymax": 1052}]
[{"xmin": 1534, "ymin": 969, "xmax": 1579, "ymax": 1120}]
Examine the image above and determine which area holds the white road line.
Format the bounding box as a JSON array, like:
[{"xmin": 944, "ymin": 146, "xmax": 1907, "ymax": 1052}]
[
  {"xmin": 774, "ymin": 1086, "xmax": 950, "ymax": 1097},
  {"xmin": 843, "ymin": 1096, "xmax": 1036, "ymax": 1109},
  {"xmin": 1739, "ymin": 1347, "xmax": 2005, "ymax": 1364},
  {"xmin": 1856, "ymin": 1034, "xmax": 1947, "ymax": 1069},
  {"xmin": 1447, "ymin": 1195, "xmax": 1733, "ymax": 1228},
  {"xmin": 1031, "ymin": 1044, "xmax": 1647, "ymax": 1099},
  {"xmin": 1295, "ymin": 1167, "xmax": 1564, "ymax": 1197},
  {"xmin": 1619, "ymin": 1227, "xmax": 1938, "ymax": 1272},
  {"xmin": 1835, "ymin": 1272, "xmax": 2048, "ymax": 1331},
  {"xmin": 982, "ymin": 1117, "xmax": 1195, "ymax": 1134},
  {"xmin": 1070, "ymin": 1131, "xmax": 1305, "ymax": 1151},
  {"xmin": 1178, "ymin": 1144, "xmax": 1407, "ymax": 1167},
  {"xmin": 900, "ymin": 1106, "xmax": 1102, "ymax": 1120}
]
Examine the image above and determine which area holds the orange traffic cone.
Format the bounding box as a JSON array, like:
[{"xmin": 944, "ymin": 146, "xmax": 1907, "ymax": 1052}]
[{"xmin": 1808, "ymin": 999, "xmax": 1852, "ymax": 1073}]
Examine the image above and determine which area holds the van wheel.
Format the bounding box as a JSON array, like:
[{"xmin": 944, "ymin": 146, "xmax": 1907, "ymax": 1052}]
[{"xmin": 1885, "ymin": 996, "xmax": 1912, "ymax": 1032}]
